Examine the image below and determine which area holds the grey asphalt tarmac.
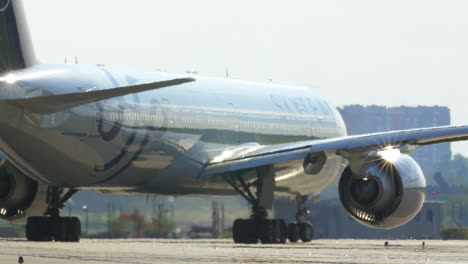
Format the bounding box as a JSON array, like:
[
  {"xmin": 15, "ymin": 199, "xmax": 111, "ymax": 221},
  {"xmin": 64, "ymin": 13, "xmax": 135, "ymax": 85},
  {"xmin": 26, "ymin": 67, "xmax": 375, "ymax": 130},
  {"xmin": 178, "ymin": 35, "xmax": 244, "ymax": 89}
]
[{"xmin": 0, "ymin": 238, "xmax": 466, "ymax": 264}]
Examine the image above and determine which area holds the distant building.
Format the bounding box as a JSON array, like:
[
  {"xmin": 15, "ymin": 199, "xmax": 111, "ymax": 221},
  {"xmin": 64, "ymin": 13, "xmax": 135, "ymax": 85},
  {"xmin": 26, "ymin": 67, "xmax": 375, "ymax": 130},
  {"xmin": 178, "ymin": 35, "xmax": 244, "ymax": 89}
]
[
  {"xmin": 337, "ymin": 105, "xmax": 452, "ymax": 173},
  {"xmin": 274, "ymin": 199, "xmax": 443, "ymax": 239}
]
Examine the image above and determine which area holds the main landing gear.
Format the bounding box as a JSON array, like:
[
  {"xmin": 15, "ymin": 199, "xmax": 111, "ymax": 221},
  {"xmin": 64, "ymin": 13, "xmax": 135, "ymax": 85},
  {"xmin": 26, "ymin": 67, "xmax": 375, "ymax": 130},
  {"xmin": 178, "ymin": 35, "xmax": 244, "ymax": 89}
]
[
  {"xmin": 287, "ymin": 195, "xmax": 313, "ymax": 243},
  {"xmin": 228, "ymin": 166, "xmax": 314, "ymax": 244},
  {"xmin": 26, "ymin": 187, "xmax": 81, "ymax": 242}
]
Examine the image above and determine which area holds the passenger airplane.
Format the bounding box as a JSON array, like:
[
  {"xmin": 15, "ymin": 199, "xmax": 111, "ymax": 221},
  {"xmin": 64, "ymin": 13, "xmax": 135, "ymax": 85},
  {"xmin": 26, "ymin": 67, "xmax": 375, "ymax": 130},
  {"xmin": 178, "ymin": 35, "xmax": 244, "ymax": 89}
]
[{"xmin": 0, "ymin": 0, "xmax": 467, "ymax": 243}]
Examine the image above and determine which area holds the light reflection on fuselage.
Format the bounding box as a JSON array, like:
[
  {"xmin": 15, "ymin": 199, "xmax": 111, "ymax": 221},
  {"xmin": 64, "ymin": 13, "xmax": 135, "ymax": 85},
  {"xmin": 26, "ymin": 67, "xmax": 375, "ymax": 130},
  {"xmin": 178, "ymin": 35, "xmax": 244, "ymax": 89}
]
[{"xmin": 0, "ymin": 64, "xmax": 347, "ymax": 197}]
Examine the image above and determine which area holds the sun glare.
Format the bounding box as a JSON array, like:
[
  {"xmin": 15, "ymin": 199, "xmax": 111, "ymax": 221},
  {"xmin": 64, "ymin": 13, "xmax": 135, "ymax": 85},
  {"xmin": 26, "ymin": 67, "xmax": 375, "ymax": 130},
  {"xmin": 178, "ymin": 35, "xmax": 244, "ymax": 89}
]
[
  {"xmin": 0, "ymin": 74, "xmax": 18, "ymax": 84},
  {"xmin": 379, "ymin": 146, "xmax": 401, "ymax": 163}
]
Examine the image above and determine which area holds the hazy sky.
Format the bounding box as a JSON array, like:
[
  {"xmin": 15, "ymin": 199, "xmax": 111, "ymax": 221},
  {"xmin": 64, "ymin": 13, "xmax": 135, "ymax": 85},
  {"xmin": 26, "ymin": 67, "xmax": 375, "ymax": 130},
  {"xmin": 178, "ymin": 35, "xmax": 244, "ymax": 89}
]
[{"xmin": 23, "ymin": 0, "xmax": 468, "ymax": 155}]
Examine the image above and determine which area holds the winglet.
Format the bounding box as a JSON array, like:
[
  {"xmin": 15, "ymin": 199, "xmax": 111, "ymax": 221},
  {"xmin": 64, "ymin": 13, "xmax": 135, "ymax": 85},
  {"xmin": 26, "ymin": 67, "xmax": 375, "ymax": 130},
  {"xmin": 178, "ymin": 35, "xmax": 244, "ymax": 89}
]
[{"xmin": 7, "ymin": 77, "xmax": 195, "ymax": 114}]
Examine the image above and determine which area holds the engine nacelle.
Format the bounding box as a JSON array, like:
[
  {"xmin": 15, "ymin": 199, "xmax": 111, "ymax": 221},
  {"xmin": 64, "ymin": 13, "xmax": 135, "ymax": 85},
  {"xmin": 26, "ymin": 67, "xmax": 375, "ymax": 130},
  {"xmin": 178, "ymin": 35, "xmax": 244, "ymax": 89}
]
[
  {"xmin": 0, "ymin": 161, "xmax": 48, "ymax": 223},
  {"xmin": 338, "ymin": 151, "xmax": 426, "ymax": 229}
]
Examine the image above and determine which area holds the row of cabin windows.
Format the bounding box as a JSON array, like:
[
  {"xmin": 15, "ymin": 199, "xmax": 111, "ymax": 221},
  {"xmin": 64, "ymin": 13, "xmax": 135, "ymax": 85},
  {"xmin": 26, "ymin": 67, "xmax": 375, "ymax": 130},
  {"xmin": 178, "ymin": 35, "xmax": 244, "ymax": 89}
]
[
  {"xmin": 101, "ymin": 112, "xmax": 340, "ymax": 136},
  {"xmin": 104, "ymin": 112, "xmax": 163, "ymax": 122}
]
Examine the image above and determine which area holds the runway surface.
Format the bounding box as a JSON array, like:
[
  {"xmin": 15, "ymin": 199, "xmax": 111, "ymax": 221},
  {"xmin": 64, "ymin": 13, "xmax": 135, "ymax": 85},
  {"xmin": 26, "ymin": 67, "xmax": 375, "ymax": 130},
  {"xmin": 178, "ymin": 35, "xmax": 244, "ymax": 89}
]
[{"xmin": 0, "ymin": 238, "xmax": 467, "ymax": 264}]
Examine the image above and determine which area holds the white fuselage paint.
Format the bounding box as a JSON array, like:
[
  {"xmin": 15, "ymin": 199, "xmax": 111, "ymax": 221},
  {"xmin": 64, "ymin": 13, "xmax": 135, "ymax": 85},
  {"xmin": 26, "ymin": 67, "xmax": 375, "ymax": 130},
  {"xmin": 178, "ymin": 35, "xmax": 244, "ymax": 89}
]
[{"xmin": 0, "ymin": 64, "xmax": 347, "ymax": 197}]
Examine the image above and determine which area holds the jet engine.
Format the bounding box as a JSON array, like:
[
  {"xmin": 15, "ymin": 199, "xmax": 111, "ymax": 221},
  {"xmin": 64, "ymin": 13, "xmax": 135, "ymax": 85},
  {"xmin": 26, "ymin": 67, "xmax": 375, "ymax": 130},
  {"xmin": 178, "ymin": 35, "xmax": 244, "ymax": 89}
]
[
  {"xmin": 338, "ymin": 149, "xmax": 426, "ymax": 229},
  {"xmin": 0, "ymin": 161, "xmax": 48, "ymax": 223}
]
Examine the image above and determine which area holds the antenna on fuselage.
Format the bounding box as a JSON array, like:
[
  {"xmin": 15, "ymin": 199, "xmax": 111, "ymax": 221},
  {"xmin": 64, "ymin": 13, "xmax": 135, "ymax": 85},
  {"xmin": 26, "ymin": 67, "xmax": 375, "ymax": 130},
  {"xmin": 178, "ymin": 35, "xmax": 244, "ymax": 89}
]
[
  {"xmin": 186, "ymin": 69, "xmax": 198, "ymax": 75},
  {"xmin": 226, "ymin": 68, "xmax": 229, "ymax": 78},
  {"xmin": 75, "ymin": 56, "xmax": 78, "ymax": 64}
]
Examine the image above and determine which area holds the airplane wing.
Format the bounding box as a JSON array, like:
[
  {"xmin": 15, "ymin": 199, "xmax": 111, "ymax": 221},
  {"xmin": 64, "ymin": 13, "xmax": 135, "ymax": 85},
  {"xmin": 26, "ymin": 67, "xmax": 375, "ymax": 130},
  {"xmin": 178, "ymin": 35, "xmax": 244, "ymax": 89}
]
[
  {"xmin": 200, "ymin": 125, "xmax": 468, "ymax": 179},
  {"xmin": 5, "ymin": 77, "xmax": 195, "ymax": 114}
]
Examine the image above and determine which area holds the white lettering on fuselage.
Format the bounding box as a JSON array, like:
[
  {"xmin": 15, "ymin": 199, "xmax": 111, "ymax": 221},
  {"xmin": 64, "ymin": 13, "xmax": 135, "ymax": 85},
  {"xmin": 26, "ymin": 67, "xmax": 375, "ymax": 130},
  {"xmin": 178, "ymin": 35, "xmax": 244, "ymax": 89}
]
[{"xmin": 270, "ymin": 94, "xmax": 331, "ymax": 115}]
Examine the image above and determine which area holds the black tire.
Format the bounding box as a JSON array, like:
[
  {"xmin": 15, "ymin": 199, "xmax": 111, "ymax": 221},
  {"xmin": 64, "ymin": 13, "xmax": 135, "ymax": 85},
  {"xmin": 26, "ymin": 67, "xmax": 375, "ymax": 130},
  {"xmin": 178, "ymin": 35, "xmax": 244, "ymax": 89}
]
[
  {"xmin": 276, "ymin": 219, "xmax": 287, "ymax": 244},
  {"xmin": 70, "ymin": 217, "xmax": 81, "ymax": 242},
  {"xmin": 244, "ymin": 219, "xmax": 258, "ymax": 244},
  {"xmin": 54, "ymin": 217, "xmax": 81, "ymax": 242},
  {"xmin": 271, "ymin": 220, "xmax": 280, "ymax": 244},
  {"xmin": 26, "ymin": 217, "xmax": 53, "ymax": 242},
  {"xmin": 260, "ymin": 220, "xmax": 274, "ymax": 244},
  {"xmin": 53, "ymin": 217, "xmax": 67, "ymax": 242},
  {"xmin": 287, "ymin": 223, "xmax": 300, "ymax": 243},
  {"xmin": 233, "ymin": 219, "xmax": 258, "ymax": 244},
  {"xmin": 299, "ymin": 222, "xmax": 313, "ymax": 242},
  {"xmin": 233, "ymin": 219, "xmax": 245, "ymax": 243},
  {"xmin": 64, "ymin": 217, "xmax": 81, "ymax": 242}
]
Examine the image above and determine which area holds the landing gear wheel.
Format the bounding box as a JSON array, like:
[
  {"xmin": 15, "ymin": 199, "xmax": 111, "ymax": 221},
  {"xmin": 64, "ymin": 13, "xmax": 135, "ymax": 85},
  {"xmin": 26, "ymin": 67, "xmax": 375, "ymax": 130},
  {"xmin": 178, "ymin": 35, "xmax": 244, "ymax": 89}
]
[
  {"xmin": 299, "ymin": 222, "xmax": 313, "ymax": 242},
  {"xmin": 277, "ymin": 219, "xmax": 287, "ymax": 244},
  {"xmin": 233, "ymin": 219, "xmax": 258, "ymax": 244},
  {"xmin": 25, "ymin": 187, "xmax": 80, "ymax": 242},
  {"xmin": 54, "ymin": 217, "xmax": 81, "ymax": 242},
  {"xmin": 69, "ymin": 217, "xmax": 82, "ymax": 242},
  {"xmin": 233, "ymin": 218, "xmax": 286, "ymax": 244},
  {"xmin": 259, "ymin": 220, "xmax": 273, "ymax": 244},
  {"xmin": 233, "ymin": 219, "xmax": 244, "ymax": 243},
  {"xmin": 26, "ymin": 217, "xmax": 53, "ymax": 242},
  {"xmin": 227, "ymin": 166, "xmax": 287, "ymax": 245},
  {"xmin": 26, "ymin": 216, "xmax": 81, "ymax": 242},
  {"xmin": 287, "ymin": 223, "xmax": 300, "ymax": 243},
  {"xmin": 260, "ymin": 219, "xmax": 287, "ymax": 244}
]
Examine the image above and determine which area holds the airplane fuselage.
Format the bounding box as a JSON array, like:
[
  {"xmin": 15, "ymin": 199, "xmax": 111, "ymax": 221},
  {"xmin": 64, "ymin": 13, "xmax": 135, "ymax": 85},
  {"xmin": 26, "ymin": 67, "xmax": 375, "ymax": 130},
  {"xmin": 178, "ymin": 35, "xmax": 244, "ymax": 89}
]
[{"xmin": 0, "ymin": 64, "xmax": 347, "ymax": 197}]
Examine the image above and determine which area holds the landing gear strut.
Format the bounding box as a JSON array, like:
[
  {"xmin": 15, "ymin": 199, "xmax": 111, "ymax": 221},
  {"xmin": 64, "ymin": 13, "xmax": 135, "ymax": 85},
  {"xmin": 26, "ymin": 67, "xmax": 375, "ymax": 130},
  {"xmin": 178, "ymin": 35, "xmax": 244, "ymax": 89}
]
[
  {"xmin": 287, "ymin": 195, "xmax": 313, "ymax": 243},
  {"xmin": 26, "ymin": 187, "xmax": 81, "ymax": 242},
  {"xmin": 229, "ymin": 167, "xmax": 287, "ymax": 244},
  {"xmin": 228, "ymin": 167, "xmax": 315, "ymax": 244}
]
